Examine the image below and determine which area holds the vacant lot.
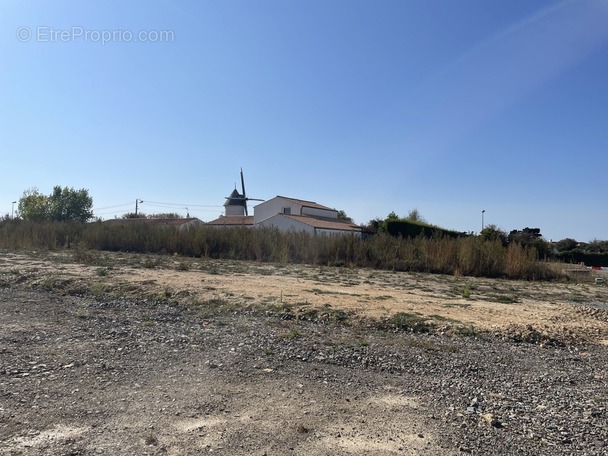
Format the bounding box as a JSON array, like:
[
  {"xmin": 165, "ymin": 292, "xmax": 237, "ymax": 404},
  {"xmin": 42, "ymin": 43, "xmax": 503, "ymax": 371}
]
[
  {"xmin": 1, "ymin": 250, "xmax": 607, "ymax": 455},
  {"xmin": 2, "ymin": 250, "xmax": 607, "ymax": 344}
]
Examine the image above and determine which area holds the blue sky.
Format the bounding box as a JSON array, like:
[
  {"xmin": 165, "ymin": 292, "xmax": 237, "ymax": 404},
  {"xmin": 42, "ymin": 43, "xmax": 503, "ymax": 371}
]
[{"xmin": 1, "ymin": 0, "xmax": 607, "ymax": 242}]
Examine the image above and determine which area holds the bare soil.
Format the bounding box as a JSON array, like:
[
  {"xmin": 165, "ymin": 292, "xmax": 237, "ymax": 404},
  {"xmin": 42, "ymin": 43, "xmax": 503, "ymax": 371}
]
[
  {"xmin": 1, "ymin": 250, "xmax": 607, "ymax": 455},
  {"xmin": 3, "ymin": 250, "xmax": 607, "ymax": 344}
]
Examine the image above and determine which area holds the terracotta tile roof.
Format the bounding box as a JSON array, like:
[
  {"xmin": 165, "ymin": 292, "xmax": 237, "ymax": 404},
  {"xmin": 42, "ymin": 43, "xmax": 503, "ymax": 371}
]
[
  {"xmin": 276, "ymin": 196, "xmax": 335, "ymax": 211},
  {"xmin": 281, "ymin": 214, "xmax": 361, "ymax": 232},
  {"xmin": 207, "ymin": 215, "xmax": 254, "ymax": 226}
]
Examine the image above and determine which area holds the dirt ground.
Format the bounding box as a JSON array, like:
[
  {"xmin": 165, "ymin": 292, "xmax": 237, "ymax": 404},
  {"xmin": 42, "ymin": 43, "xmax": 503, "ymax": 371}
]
[
  {"xmin": 2, "ymin": 250, "xmax": 607, "ymax": 344},
  {"xmin": 1, "ymin": 250, "xmax": 607, "ymax": 455}
]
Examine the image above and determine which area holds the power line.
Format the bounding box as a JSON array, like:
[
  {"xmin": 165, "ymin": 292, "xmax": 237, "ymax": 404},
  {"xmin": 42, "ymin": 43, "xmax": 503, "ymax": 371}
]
[
  {"xmin": 143, "ymin": 200, "xmax": 222, "ymax": 208},
  {"xmin": 92, "ymin": 207, "xmax": 221, "ymax": 216},
  {"xmin": 91, "ymin": 200, "xmax": 224, "ymax": 221},
  {"xmin": 93, "ymin": 211, "xmax": 124, "ymax": 216},
  {"xmin": 92, "ymin": 202, "xmax": 133, "ymax": 211},
  {"xmin": 129, "ymin": 204, "xmax": 220, "ymax": 213},
  {"xmin": 92, "ymin": 201, "xmax": 222, "ymax": 212}
]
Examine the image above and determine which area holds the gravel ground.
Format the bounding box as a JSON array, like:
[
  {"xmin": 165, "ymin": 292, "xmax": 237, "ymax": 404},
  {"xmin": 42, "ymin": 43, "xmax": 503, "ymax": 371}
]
[{"xmin": 1, "ymin": 285, "xmax": 607, "ymax": 455}]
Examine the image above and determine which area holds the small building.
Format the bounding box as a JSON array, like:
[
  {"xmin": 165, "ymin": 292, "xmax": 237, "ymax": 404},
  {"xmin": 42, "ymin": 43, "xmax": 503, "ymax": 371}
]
[{"xmin": 254, "ymin": 196, "xmax": 362, "ymax": 236}]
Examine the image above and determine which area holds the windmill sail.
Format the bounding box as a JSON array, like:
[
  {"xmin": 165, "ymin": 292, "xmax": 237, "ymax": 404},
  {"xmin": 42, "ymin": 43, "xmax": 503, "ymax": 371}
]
[{"xmin": 224, "ymin": 168, "xmax": 264, "ymax": 217}]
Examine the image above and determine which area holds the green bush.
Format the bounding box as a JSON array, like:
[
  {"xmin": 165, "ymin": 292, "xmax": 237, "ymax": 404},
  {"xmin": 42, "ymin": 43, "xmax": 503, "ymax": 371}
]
[
  {"xmin": 385, "ymin": 220, "xmax": 461, "ymax": 239},
  {"xmin": 556, "ymin": 251, "xmax": 608, "ymax": 268}
]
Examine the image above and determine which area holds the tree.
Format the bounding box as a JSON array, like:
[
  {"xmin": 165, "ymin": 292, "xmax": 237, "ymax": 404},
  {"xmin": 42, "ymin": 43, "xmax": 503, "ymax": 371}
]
[
  {"xmin": 480, "ymin": 224, "xmax": 508, "ymax": 246},
  {"xmin": 363, "ymin": 218, "xmax": 383, "ymax": 234},
  {"xmin": 148, "ymin": 213, "xmax": 182, "ymax": 219},
  {"xmin": 586, "ymin": 239, "xmax": 608, "ymax": 253},
  {"xmin": 508, "ymin": 227, "xmax": 549, "ymax": 258},
  {"xmin": 337, "ymin": 210, "xmax": 354, "ymax": 223},
  {"xmin": 374, "ymin": 211, "xmax": 399, "ymax": 233},
  {"xmin": 405, "ymin": 208, "xmax": 426, "ymax": 223},
  {"xmin": 48, "ymin": 186, "xmax": 93, "ymax": 223},
  {"xmin": 120, "ymin": 212, "xmax": 182, "ymax": 219},
  {"xmin": 122, "ymin": 212, "xmax": 147, "ymax": 219},
  {"xmin": 508, "ymin": 227, "xmax": 542, "ymax": 245},
  {"xmin": 386, "ymin": 211, "xmax": 400, "ymax": 222},
  {"xmin": 554, "ymin": 238, "xmax": 578, "ymax": 253},
  {"xmin": 17, "ymin": 188, "xmax": 49, "ymax": 221},
  {"xmin": 18, "ymin": 186, "xmax": 93, "ymax": 223}
]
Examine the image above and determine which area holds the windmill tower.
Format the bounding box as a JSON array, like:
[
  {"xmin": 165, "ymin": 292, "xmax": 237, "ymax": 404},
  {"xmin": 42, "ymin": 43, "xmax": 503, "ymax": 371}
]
[{"xmin": 224, "ymin": 168, "xmax": 263, "ymax": 216}]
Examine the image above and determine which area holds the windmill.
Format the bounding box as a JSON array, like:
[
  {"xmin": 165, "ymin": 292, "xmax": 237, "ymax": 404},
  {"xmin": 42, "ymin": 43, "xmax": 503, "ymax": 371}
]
[{"xmin": 224, "ymin": 168, "xmax": 264, "ymax": 216}]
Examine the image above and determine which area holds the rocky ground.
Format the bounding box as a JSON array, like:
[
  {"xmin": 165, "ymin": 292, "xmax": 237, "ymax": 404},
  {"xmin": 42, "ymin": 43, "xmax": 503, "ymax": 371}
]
[{"xmin": 0, "ymin": 251, "xmax": 607, "ymax": 455}]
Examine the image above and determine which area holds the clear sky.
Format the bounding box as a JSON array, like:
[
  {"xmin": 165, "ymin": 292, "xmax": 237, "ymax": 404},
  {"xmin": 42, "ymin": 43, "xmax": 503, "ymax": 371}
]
[{"xmin": 2, "ymin": 0, "xmax": 607, "ymax": 242}]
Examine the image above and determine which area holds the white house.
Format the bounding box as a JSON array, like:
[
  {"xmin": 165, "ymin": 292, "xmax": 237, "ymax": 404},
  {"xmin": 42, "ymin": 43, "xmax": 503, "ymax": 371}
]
[
  {"xmin": 254, "ymin": 196, "xmax": 362, "ymax": 236},
  {"xmin": 208, "ymin": 174, "xmax": 361, "ymax": 236}
]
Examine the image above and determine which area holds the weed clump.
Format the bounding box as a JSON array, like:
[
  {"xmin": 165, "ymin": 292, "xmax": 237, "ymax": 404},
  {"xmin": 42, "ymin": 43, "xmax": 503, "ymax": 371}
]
[{"xmin": 390, "ymin": 312, "xmax": 433, "ymax": 333}]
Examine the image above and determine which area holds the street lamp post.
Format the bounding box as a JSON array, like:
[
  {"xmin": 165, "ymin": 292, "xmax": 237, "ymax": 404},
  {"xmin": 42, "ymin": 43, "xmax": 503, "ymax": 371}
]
[
  {"xmin": 11, "ymin": 201, "xmax": 16, "ymax": 219},
  {"xmin": 481, "ymin": 210, "xmax": 486, "ymax": 232}
]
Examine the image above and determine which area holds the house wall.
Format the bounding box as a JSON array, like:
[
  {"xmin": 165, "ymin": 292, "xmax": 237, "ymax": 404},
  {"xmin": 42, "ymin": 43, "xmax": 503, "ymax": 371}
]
[
  {"xmin": 254, "ymin": 197, "xmax": 302, "ymax": 224},
  {"xmin": 225, "ymin": 204, "xmax": 245, "ymax": 216},
  {"xmin": 257, "ymin": 214, "xmax": 361, "ymax": 237},
  {"xmin": 257, "ymin": 214, "xmax": 314, "ymax": 235},
  {"xmin": 315, "ymin": 227, "xmax": 362, "ymax": 237},
  {"xmin": 254, "ymin": 197, "xmax": 339, "ymax": 223}
]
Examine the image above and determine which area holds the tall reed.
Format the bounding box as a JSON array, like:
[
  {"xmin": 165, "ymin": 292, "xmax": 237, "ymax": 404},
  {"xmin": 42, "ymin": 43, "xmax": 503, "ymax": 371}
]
[{"xmin": 0, "ymin": 220, "xmax": 557, "ymax": 280}]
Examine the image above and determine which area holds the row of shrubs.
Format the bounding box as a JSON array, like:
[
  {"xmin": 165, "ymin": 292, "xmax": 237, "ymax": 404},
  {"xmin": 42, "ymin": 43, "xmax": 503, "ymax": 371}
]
[
  {"xmin": 384, "ymin": 220, "xmax": 463, "ymax": 239},
  {"xmin": 0, "ymin": 220, "xmax": 556, "ymax": 280},
  {"xmin": 556, "ymin": 251, "xmax": 608, "ymax": 268}
]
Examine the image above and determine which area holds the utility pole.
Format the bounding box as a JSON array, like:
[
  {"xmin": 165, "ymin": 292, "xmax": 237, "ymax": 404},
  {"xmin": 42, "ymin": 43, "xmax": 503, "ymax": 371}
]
[
  {"xmin": 135, "ymin": 199, "xmax": 143, "ymax": 217},
  {"xmin": 11, "ymin": 201, "xmax": 16, "ymax": 219},
  {"xmin": 481, "ymin": 209, "xmax": 486, "ymax": 232}
]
